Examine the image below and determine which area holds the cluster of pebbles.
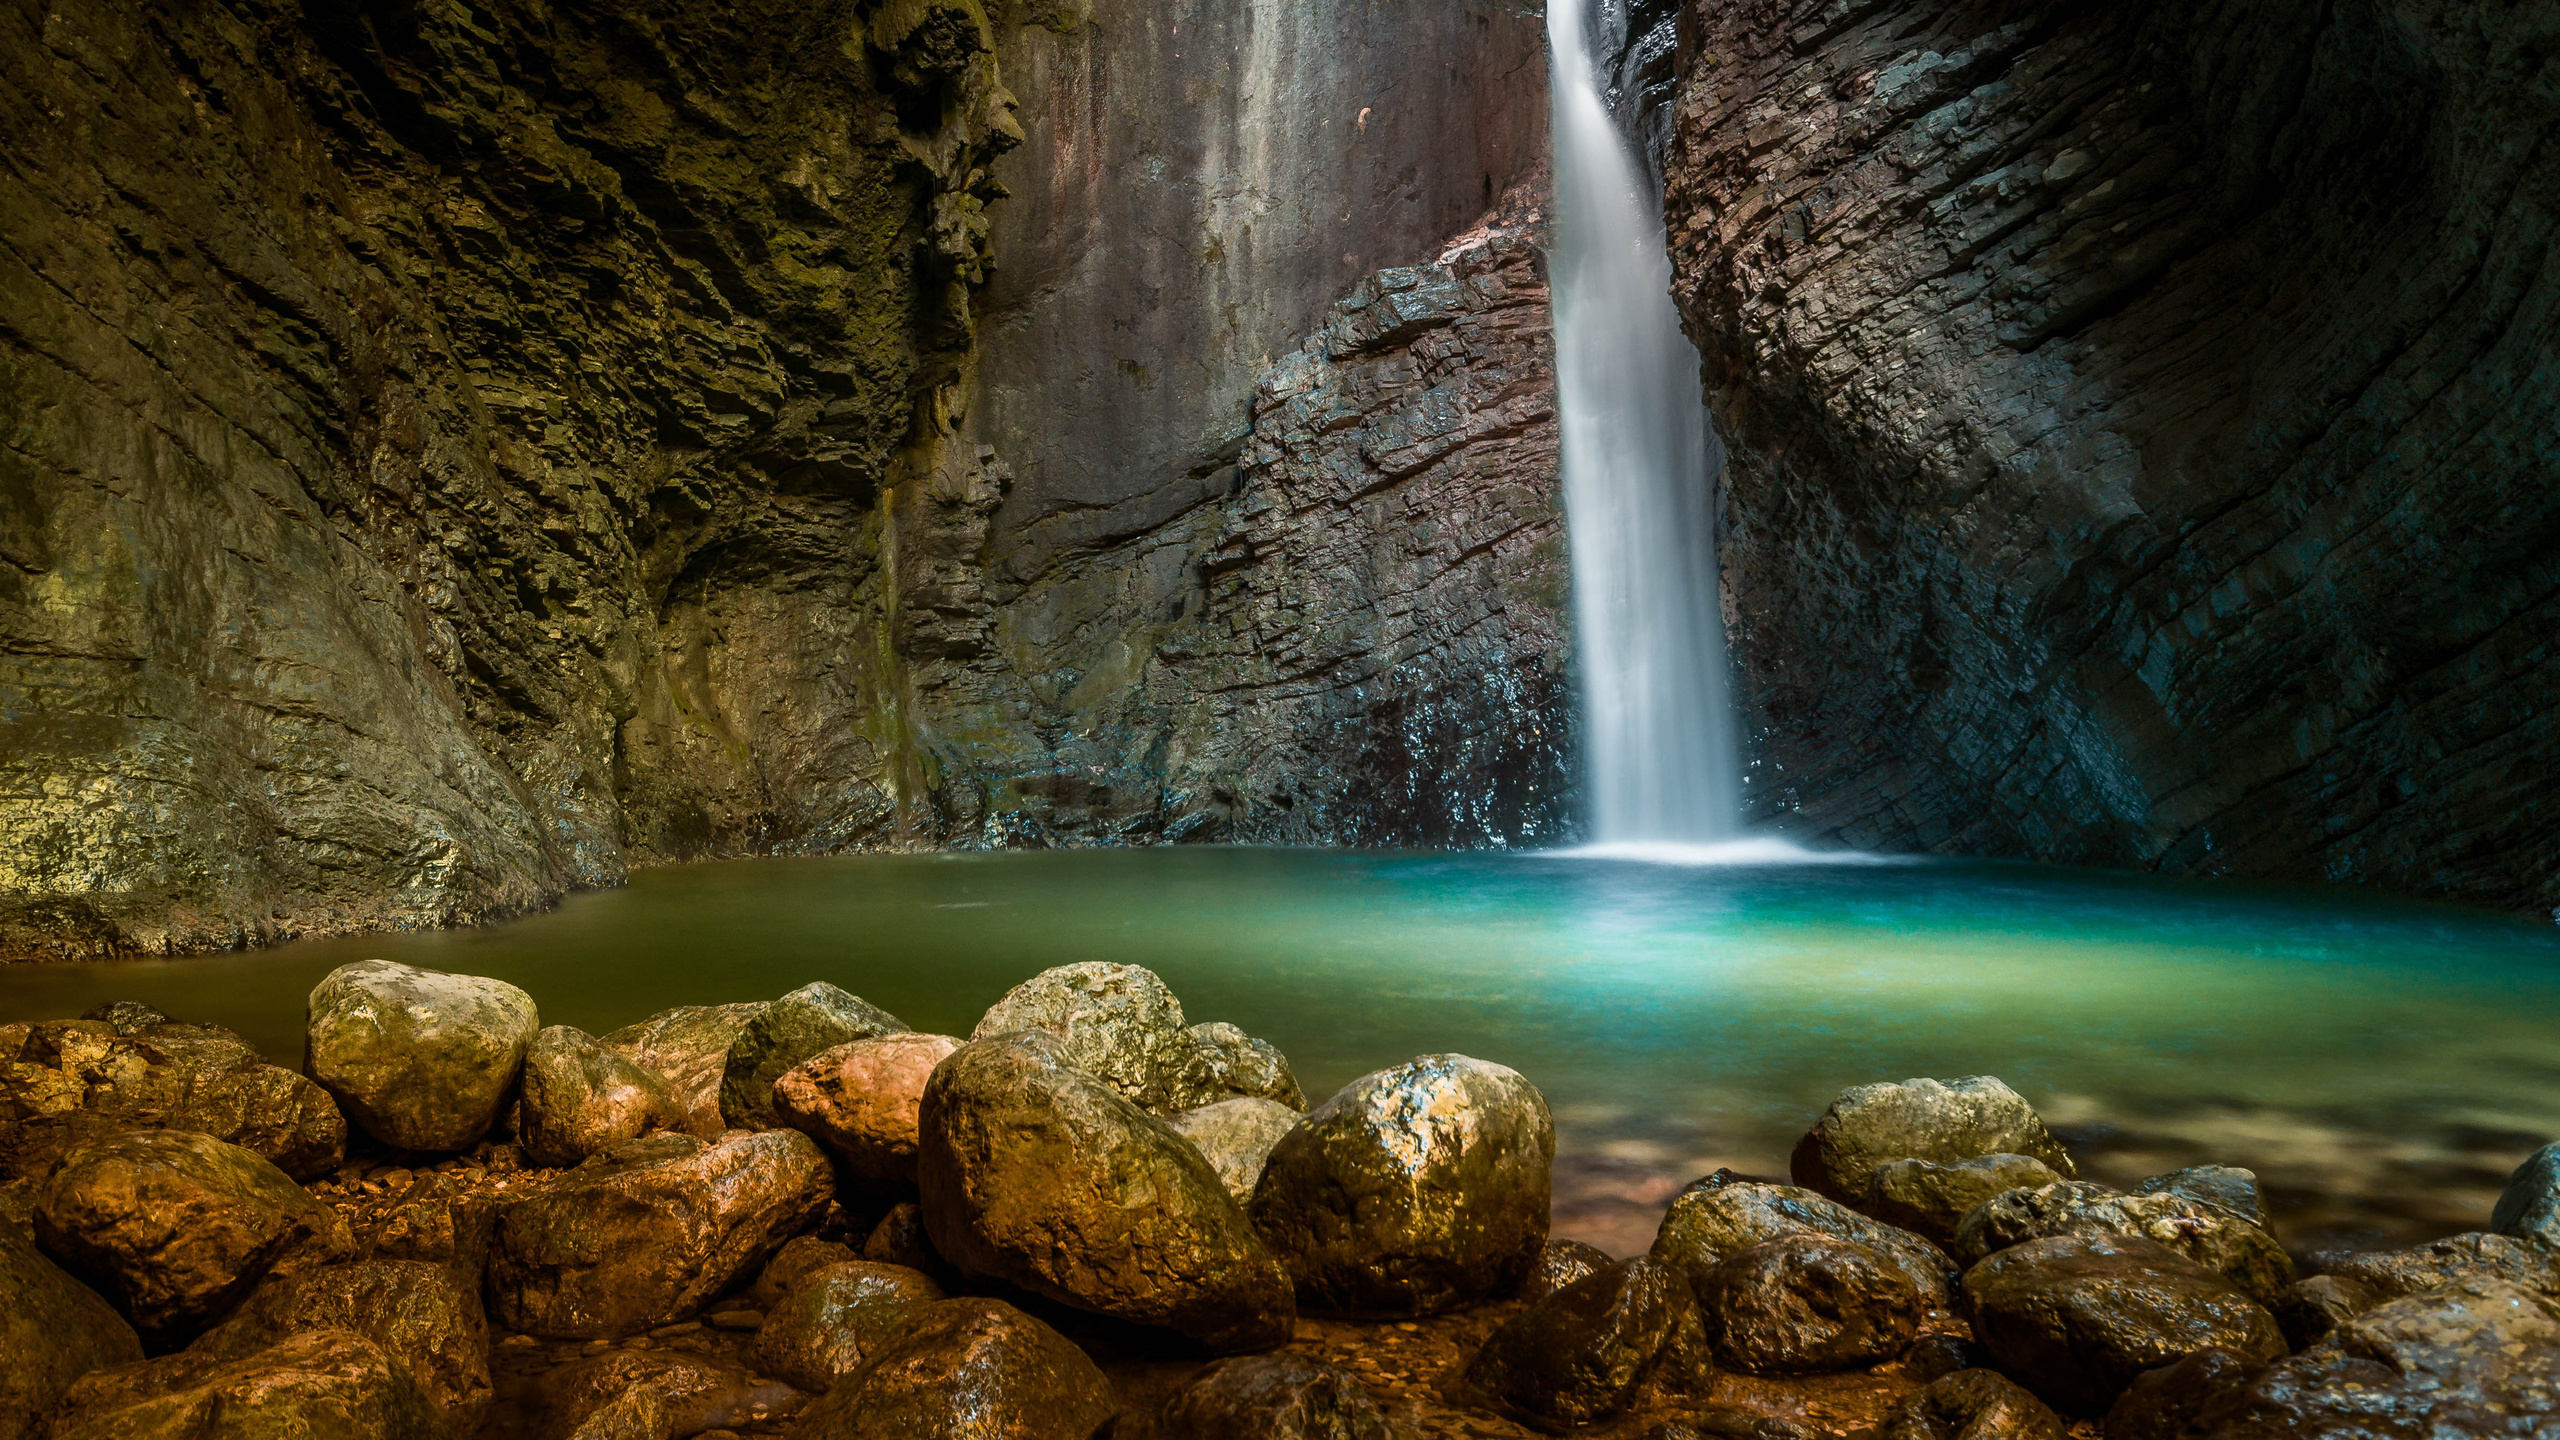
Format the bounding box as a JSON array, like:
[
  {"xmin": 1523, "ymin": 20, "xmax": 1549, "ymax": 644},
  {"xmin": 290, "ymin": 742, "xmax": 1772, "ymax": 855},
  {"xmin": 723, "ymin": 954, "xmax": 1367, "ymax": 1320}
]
[{"xmin": 3, "ymin": 959, "xmax": 2558, "ymax": 1439}]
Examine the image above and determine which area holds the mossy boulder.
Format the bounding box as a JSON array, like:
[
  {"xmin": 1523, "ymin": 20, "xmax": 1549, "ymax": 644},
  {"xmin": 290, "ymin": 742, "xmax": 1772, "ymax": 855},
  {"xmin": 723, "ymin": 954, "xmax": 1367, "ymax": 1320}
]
[
  {"xmin": 520, "ymin": 1025, "xmax": 689, "ymax": 1168},
  {"xmin": 752, "ymin": 1260, "xmax": 946, "ymax": 1392},
  {"xmin": 916, "ymin": 1033, "xmax": 1294, "ymax": 1352},
  {"xmin": 1249, "ymin": 1054, "xmax": 1553, "ymax": 1317},
  {"xmin": 1954, "ymin": 1182, "xmax": 2295, "ymax": 1306},
  {"xmin": 1859, "ymin": 1153, "xmax": 2063, "ymax": 1247},
  {"xmin": 304, "ymin": 960, "xmax": 539, "ymax": 1153},
  {"xmin": 1166, "ymin": 1096, "xmax": 1301, "ymax": 1204},
  {"xmin": 1791, "ymin": 1076, "xmax": 2076, "ymax": 1203},
  {"xmin": 719, "ymin": 984, "xmax": 908, "ymax": 1131}
]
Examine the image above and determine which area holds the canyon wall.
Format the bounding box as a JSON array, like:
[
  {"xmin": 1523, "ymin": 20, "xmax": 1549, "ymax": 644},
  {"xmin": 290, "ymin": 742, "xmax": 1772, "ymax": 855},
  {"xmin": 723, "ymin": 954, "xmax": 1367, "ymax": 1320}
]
[
  {"xmin": 0, "ymin": 0, "xmax": 1561, "ymax": 957},
  {"xmin": 1667, "ymin": 0, "xmax": 2559, "ymax": 910}
]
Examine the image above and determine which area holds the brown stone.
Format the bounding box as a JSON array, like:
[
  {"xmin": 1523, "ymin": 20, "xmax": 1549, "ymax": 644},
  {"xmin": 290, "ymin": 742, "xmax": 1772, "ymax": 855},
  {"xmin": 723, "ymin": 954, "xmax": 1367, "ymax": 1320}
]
[
  {"xmin": 791, "ymin": 1297, "xmax": 1118, "ymax": 1440},
  {"xmin": 185, "ymin": 1260, "xmax": 490, "ymax": 1434},
  {"xmin": 1860, "ymin": 1154, "xmax": 2063, "ymax": 1248},
  {"xmin": 49, "ymin": 1328, "xmax": 441, "ymax": 1440},
  {"xmin": 1464, "ymin": 1256, "xmax": 1696, "ymax": 1426},
  {"xmin": 1650, "ymin": 1171, "xmax": 1956, "ymax": 1312},
  {"xmin": 602, "ymin": 1004, "xmax": 772, "ymax": 1139},
  {"xmin": 752, "ymin": 1260, "xmax": 946, "ymax": 1393},
  {"xmin": 520, "ymin": 1024, "xmax": 690, "ymax": 1168},
  {"xmin": 1118, "ymin": 1353, "xmax": 1397, "ymax": 1440},
  {"xmin": 1955, "ymin": 1182, "xmax": 2295, "ymax": 1306},
  {"xmin": 0, "ymin": 1224, "xmax": 142, "ymax": 1440},
  {"xmin": 1702, "ymin": 1234, "xmax": 1924, "ymax": 1376},
  {"xmin": 0, "ymin": 1021, "xmax": 345, "ymax": 1182},
  {"xmin": 1963, "ymin": 1235, "xmax": 2286, "ymax": 1414},
  {"xmin": 1887, "ymin": 1369, "xmax": 2069, "ymax": 1440},
  {"xmin": 771, "ymin": 1032, "xmax": 961, "ymax": 1188},
  {"xmin": 1791, "ymin": 1078, "xmax": 2077, "ymax": 1204},
  {"xmin": 303, "ymin": 960, "xmax": 539, "ymax": 1153}
]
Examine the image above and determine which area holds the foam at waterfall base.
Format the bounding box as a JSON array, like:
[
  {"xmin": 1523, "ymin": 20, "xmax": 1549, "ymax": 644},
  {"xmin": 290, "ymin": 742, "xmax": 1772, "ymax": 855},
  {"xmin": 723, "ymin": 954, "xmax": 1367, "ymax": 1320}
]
[{"xmin": 1561, "ymin": 837, "xmax": 1898, "ymax": 866}]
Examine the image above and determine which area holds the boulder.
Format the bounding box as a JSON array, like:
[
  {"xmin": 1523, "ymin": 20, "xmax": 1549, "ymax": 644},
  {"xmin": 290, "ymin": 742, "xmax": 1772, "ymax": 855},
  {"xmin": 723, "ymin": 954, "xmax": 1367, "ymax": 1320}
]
[
  {"xmin": 791, "ymin": 1297, "xmax": 1117, "ymax": 1440},
  {"xmin": 602, "ymin": 1002, "xmax": 770, "ymax": 1138},
  {"xmin": 82, "ymin": 1001, "xmax": 174, "ymax": 1035},
  {"xmin": 1522, "ymin": 1237, "xmax": 1615, "ymax": 1304},
  {"xmin": 1250, "ymin": 1054, "xmax": 1553, "ymax": 1316},
  {"xmin": 2491, "ymin": 1141, "xmax": 2560, "ymax": 1248},
  {"xmin": 2100, "ymin": 1348, "xmax": 2261, "ymax": 1440},
  {"xmin": 1885, "ymin": 1369, "xmax": 2069, "ymax": 1440},
  {"xmin": 915, "ymin": 1034, "xmax": 1293, "ymax": 1352},
  {"xmin": 1963, "ymin": 1235, "xmax": 2286, "ymax": 1414},
  {"xmin": 1118, "ymin": 1354, "xmax": 1396, "ymax": 1440},
  {"xmin": 1182, "ymin": 1022, "xmax": 1307, "ymax": 1111},
  {"xmin": 186, "ymin": 1259, "xmax": 489, "ymax": 1433},
  {"xmin": 864, "ymin": 1201, "xmax": 957, "ymax": 1286},
  {"xmin": 719, "ymin": 984, "xmax": 907, "ymax": 1131},
  {"xmin": 49, "ymin": 1328, "xmax": 441, "ymax": 1440},
  {"xmin": 0, "ymin": 1225, "xmax": 142, "ymax": 1440},
  {"xmin": 486, "ymin": 1129, "xmax": 833, "ymax": 1337},
  {"xmin": 753, "ymin": 1260, "xmax": 946, "ymax": 1392},
  {"xmin": 1860, "ymin": 1154, "xmax": 2063, "ymax": 1247},
  {"xmin": 771, "ymin": 1033, "xmax": 962, "ymax": 1189},
  {"xmin": 1703, "ymin": 1233, "xmax": 1923, "ymax": 1374},
  {"xmin": 519, "ymin": 1025, "xmax": 690, "ymax": 1169},
  {"xmin": 34, "ymin": 1130, "xmax": 353, "ymax": 1346},
  {"xmin": 1, "ymin": 1020, "xmax": 345, "ymax": 1181},
  {"xmin": 748, "ymin": 1235, "xmax": 861, "ymax": 1310},
  {"xmin": 1462, "ymin": 1256, "xmax": 1694, "ymax": 1426},
  {"xmin": 1791, "ymin": 1077, "xmax": 2076, "ymax": 1203},
  {"xmin": 534, "ymin": 1351, "xmax": 802, "ymax": 1439},
  {"xmin": 1166, "ymin": 1096, "xmax": 1301, "ymax": 1204},
  {"xmin": 1954, "ymin": 1182, "xmax": 2294, "ymax": 1305},
  {"xmin": 2133, "ymin": 1166, "xmax": 2268, "ymax": 1229},
  {"xmin": 304, "ymin": 960, "xmax": 539, "ymax": 1152},
  {"xmin": 972, "ymin": 963, "xmax": 1202, "ymax": 1112},
  {"xmin": 2187, "ymin": 1278, "xmax": 2560, "ymax": 1437},
  {"xmin": 2274, "ymin": 1230, "xmax": 2560, "ymax": 1345},
  {"xmin": 1650, "ymin": 1171, "xmax": 1956, "ymax": 1310}
]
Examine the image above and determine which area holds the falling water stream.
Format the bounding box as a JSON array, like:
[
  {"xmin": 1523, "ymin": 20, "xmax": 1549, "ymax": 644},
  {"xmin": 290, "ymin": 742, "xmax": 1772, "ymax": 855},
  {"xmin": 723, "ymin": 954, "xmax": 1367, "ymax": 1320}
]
[{"xmin": 1547, "ymin": 0, "xmax": 1743, "ymax": 845}]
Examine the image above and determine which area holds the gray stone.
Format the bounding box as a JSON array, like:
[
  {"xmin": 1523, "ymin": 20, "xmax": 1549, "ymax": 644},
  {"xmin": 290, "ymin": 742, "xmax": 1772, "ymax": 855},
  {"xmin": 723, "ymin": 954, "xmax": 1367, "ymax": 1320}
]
[
  {"xmin": 1955, "ymin": 1182, "xmax": 2295, "ymax": 1306},
  {"xmin": 520, "ymin": 1025, "xmax": 690, "ymax": 1169},
  {"xmin": 2133, "ymin": 1166, "xmax": 2268, "ymax": 1229},
  {"xmin": 719, "ymin": 984, "xmax": 907, "ymax": 1131},
  {"xmin": 1860, "ymin": 1153, "xmax": 2064, "ymax": 1247},
  {"xmin": 0, "ymin": 1224, "xmax": 142, "ymax": 1440},
  {"xmin": 752, "ymin": 1260, "xmax": 946, "ymax": 1393},
  {"xmin": 1463, "ymin": 1256, "xmax": 1694, "ymax": 1427},
  {"xmin": 1166, "ymin": 1096, "xmax": 1301, "ymax": 1204},
  {"xmin": 34, "ymin": 1130, "xmax": 354, "ymax": 1347},
  {"xmin": 186, "ymin": 1259, "xmax": 490, "ymax": 1434},
  {"xmin": 602, "ymin": 1004, "xmax": 771, "ymax": 1139},
  {"xmin": 2492, "ymin": 1141, "xmax": 2560, "ymax": 1248},
  {"xmin": 916, "ymin": 1033, "xmax": 1293, "ymax": 1352},
  {"xmin": 486, "ymin": 1130, "xmax": 833, "ymax": 1338},
  {"xmin": 304, "ymin": 960, "xmax": 539, "ymax": 1153},
  {"xmin": 49, "ymin": 1328, "xmax": 442, "ymax": 1440},
  {"xmin": 791, "ymin": 1297, "xmax": 1118, "ymax": 1440},
  {"xmin": 1250, "ymin": 1054, "xmax": 1553, "ymax": 1316},
  {"xmin": 1791, "ymin": 1077, "xmax": 2077, "ymax": 1203},
  {"xmin": 1650, "ymin": 1171, "xmax": 1956, "ymax": 1311},
  {"xmin": 1702, "ymin": 1234, "xmax": 1924, "ymax": 1375},
  {"xmin": 1963, "ymin": 1235, "xmax": 2286, "ymax": 1414},
  {"xmin": 1116, "ymin": 1353, "xmax": 1396, "ymax": 1440},
  {"xmin": 1886, "ymin": 1369, "xmax": 2068, "ymax": 1440}
]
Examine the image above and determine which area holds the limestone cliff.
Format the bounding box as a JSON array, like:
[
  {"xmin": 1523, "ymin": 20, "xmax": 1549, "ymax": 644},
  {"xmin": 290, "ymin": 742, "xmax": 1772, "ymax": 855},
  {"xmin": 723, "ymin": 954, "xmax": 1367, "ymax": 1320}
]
[{"xmin": 1666, "ymin": 0, "xmax": 2559, "ymax": 911}]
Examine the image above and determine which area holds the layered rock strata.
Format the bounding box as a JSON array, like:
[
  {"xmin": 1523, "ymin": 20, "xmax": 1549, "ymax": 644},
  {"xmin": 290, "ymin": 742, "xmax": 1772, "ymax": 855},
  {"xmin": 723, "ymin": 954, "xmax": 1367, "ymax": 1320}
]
[{"xmin": 1664, "ymin": 0, "xmax": 2560, "ymax": 910}]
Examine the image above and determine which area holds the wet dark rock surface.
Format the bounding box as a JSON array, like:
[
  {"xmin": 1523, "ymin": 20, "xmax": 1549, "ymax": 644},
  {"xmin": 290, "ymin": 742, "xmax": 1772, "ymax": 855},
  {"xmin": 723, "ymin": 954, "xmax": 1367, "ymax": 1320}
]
[
  {"xmin": 1794, "ymin": 1079, "xmax": 2078, "ymax": 1205},
  {"xmin": 1702, "ymin": 1235, "xmax": 1925, "ymax": 1376},
  {"xmin": 1651, "ymin": 1173, "xmax": 1957, "ymax": 1312},
  {"xmin": 1462, "ymin": 1256, "xmax": 1699, "ymax": 1427},
  {"xmin": 1953, "ymin": 1183, "xmax": 2295, "ymax": 1306},
  {"xmin": 0, "ymin": 1224, "xmax": 141, "ymax": 1440},
  {"xmin": 1664, "ymin": 0, "xmax": 2560, "ymax": 913},
  {"xmin": 0, "ymin": 1018, "xmax": 346, "ymax": 1183},
  {"xmin": 1962, "ymin": 1235, "xmax": 2286, "ymax": 1415}
]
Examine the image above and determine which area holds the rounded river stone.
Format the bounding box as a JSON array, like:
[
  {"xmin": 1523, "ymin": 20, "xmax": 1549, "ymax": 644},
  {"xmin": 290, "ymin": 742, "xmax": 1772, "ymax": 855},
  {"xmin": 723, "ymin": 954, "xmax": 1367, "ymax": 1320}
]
[
  {"xmin": 304, "ymin": 959, "xmax": 539, "ymax": 1153},
  {"xmin": 790, "ymin": 1297, "xmax": 1118, "ymax": 1440},
  {"xmin": 1963, "ymin": 1234, "xmax": 2285, "ymax": 1414},
  {"xmin": 1792, "ymin": 1076, "xmax": 2077, "ymax": 1203},
  {"xmin": 719, "ymin": 983, "xmax": 907, "ymax": 1131},
  {"xmin": 1703, "ymin": 1233, "xmax": 1923, "ymax": 1374},
  {"xmin": 520, "ymin": 1024, "xmax": 690, "ymax": 1168}
]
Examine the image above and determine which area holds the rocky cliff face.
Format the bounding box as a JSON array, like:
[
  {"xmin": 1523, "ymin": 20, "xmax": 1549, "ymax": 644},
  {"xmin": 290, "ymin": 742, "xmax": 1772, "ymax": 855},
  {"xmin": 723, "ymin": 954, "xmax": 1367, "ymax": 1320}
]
[
  {"xmin": 0, "ymin": 0, "xmax": 1562, "ymax": 957},
  {"xmin": 1666, "ymin": 0, "xmax": 2559, "ymax": 911}
]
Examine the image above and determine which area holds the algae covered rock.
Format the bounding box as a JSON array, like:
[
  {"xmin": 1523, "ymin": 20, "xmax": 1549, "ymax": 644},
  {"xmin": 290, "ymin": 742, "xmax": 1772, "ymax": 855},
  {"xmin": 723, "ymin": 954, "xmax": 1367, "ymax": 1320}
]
[
  {"xmin": 772, "ymin": 1032, "xmax": 962, "ymax": 1188},
  {"xmin": 34, "ymin": 1130, "xmax": 354, "ymax": 1346},
  {"xmin": 1, "ymin": 1020, "xmax": 345, "ymax": 1182},
  {"xmin": 1791, "ymin": 1076, "xmax": 2076, "ymax": 1203},
  {"xmin": 1182, "ymin": 1021, "xmax": 1307, "ymax": 1111},
  {"xmin": 1250, "ymin": 1053, "xmax": 1553, "ymax": 1316},
  {"xmin": 50, "ymin": 1328, "xmax": 441, "ymax": 1440},
  {"xmin": 792, "ymin": 1297, "xmax": 1117, "ymax": 1440},
  {"xmin": 720, "ymin": 984, "xmax": 908, "ymax": 1131},
  {"xmin": 1860, "ymin": 1153, "xmax": 2062, "ymax": 1247},
  {"xmin": 1463, "ymin": 1256, "xmax": 1694, "ymax": 1427},
  {"xmin": 1954, "ymin": 1182, "xmax": 2294, "ymax": 1305},
  {"xmin": 972, "ymin": 962, "xmax": 1201, "ymax": 1112},
  {"xmin": 602, "ymin": 1003, "xmax": 771, "ymax": 1138},
  {"xmin": 304, "ymin": 960, "xmax": 539, "ymax": 1152},
  {"xmin": 1522, "ymin": 1237, "xmax": 1615, "ymax": 1304},
  {"xmin": 1166, "ymin": 1096, "xmax": 1301, "ymax": 1204},
  {"xmin": 1650, "ymin": 1170, "xmax": 1955, "ymax": 1311},
  {"xmin": 2492, "ymin": 1141, "xmax": 2560, "ymax": 1247},
  {"xmin": 0, "ymin": 1224, "xmax": 142, "ymax": 1440},
  {"xmin": 487, "ymin": 1129, "xmax": 833, "ymax": 1337},
  {"xmin": 1962, "ymin": 1235, "xmax": 2285, "ymax": 1414},
  {"xmin": 2133, "ymin": 1166, "xmax": 2268, "ymax": 1228},
  {"xmin": 916, "ymin": 1033, "xmax": 1294, "ymax": 1352},
  {"xmin": 752, "ymin": 1260, "xmax": 946, "ymax": 1393},
  {"xmin": 1120, "ymin": 1353, "xmax": 1398, "ymax": 1440},
  {"xmin": 520, "ymin": 1025, "xmax": 690, "ymax": 1168},
  {"xmin": 186, "ymin": 1259, "xmax": 490, "ymax": 1433},
  {"xmin": 1885, "ymin": 1368, "xmax": 2068, "ymax": 1440},
  {"xmin": 1701, "ymin": 1233, "xmax": 1924, "ymax": 1375}
]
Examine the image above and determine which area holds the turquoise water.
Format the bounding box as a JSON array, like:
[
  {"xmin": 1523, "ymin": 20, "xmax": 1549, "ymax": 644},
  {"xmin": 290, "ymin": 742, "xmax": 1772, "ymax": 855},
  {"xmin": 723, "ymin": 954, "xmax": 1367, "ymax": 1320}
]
[{"xmin": 6, "ymin": 849, "xmax": 2557, "ymax": 1255}]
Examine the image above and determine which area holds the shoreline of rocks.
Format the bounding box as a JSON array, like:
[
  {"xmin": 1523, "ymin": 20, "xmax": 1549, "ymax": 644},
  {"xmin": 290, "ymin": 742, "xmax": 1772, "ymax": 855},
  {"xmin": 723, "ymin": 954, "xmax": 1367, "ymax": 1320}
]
[{"xmin": 3, "ymin": 958, "xmax": 2557, "ymax": 1438}]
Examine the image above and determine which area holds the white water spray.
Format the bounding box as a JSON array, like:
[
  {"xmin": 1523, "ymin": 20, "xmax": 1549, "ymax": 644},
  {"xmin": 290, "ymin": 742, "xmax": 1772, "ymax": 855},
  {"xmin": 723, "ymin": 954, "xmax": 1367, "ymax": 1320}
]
[{"xmin": 1546, "ymin": 0, "xmax": 1742, "ymax": 844}]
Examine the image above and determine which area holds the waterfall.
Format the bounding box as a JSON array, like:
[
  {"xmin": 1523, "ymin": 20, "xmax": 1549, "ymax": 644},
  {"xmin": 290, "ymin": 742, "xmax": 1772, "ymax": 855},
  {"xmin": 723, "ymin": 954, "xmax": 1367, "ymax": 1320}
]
[{"xmin": 1547, "ymin": 0, "xmax": 1743, "ymax": 845}]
